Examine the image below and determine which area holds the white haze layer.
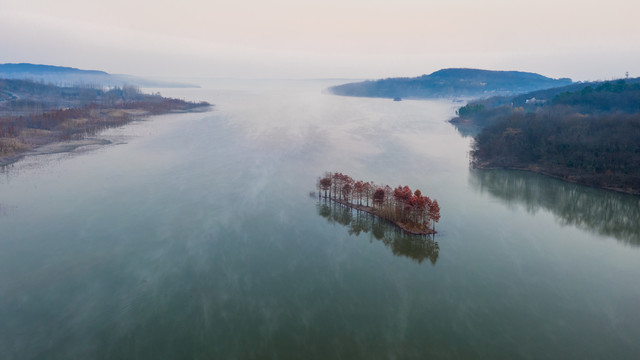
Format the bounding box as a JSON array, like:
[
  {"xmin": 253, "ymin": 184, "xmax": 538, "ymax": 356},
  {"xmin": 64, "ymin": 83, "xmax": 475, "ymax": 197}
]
[{"xmin": 1, "ymin": 0, "xmax": 639, "ymax": 81}]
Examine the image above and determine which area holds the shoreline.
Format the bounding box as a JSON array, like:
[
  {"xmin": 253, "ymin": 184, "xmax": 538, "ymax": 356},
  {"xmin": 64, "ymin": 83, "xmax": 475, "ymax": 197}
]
[
  {"xmin": 472, "ymin": 163, "xmax": 640, "ymax": 196},
  {"xmin": 0, "ymin": 104, "xmax": 211, "ymax": 168},
  {"xmin": 326, "ymin": 198, "xmax": 437, "ymax": 236},
  {"xmin": 0, "ymin": 138, "xmax": 112, "ymax": 167}
]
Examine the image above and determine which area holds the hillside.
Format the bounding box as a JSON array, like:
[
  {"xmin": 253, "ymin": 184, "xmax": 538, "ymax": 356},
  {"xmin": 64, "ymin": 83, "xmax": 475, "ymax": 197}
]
[
  {"xmin": 0, "ymin": 63, "xmax": 197, "ymax": 88},
  {"xmin": 451, "ymin": 79, "xmax": 640, "ymax": 194},
  {"xmin": 328, "ymin": 68, "xmax": 572, "ymax": 99}
]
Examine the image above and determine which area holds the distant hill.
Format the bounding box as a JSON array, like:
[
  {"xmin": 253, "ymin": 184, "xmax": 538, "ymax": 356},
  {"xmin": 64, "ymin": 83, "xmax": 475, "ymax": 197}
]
[
  {"xmin": 0, "ymin": 63, "xmax": 108, "ymax": 75},
  {"xmin": 0, "ymin": 63, "xmax": 198, "ymax": 88},
  {"xmin": 328, "ymin": 68, "xmax": 572, "ymax": 99}
]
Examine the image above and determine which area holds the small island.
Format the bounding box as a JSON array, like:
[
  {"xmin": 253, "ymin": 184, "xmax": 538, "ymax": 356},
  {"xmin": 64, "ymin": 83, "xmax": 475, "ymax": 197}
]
[
  {"xmin": 0, "ymin": 78, "xmax": 210, "ymax": 166},
  {"xmin": 316, "ymin": 172, "xmax": 441, "ymax": 235}
]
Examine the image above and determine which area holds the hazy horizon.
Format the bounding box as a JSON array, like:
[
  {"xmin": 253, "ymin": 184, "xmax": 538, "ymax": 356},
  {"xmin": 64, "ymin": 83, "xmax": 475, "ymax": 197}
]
[{"xmin": 1, "ymin": 0, "xmax": 639, "ymax": 82}]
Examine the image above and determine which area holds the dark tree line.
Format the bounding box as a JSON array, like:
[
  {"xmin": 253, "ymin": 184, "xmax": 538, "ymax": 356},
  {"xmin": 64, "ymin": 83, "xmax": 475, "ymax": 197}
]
[
  {"xmin": 453, "ymin": 79, "xmax": 640, "ymax": 194},
  {"xmin": 317, "ymin": 172, "xmax": 440, "ymax": 233}
]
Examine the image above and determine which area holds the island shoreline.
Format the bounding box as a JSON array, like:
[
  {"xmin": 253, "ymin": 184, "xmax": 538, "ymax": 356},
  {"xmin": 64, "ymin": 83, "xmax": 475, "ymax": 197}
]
[{"xmin": 323, "ymin": 197, "xmax": 437, "ymax": 236}]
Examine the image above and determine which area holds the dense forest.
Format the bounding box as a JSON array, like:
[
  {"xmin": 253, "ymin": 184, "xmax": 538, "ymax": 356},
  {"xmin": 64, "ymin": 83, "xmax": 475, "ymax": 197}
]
[
  {"xmin": 452, "ymin": 79, "xmax": 640, "ymax": 194},
  {"xmin": 316, "ymin": 172, "xmax": 440, "ymax": 235},
  {"xmin": 0, "ymin": 79, "xmax": 209, "ymax": 161},
  {"xmin": 328, "ymin": 68, "xmax": 571, "ymax": 99}
]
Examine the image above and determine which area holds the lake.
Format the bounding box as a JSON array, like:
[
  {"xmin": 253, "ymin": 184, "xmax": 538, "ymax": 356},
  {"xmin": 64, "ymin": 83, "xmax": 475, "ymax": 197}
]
[{"xmin": 1, "ymin": 79, "xmax": 639, "ymax": 359}]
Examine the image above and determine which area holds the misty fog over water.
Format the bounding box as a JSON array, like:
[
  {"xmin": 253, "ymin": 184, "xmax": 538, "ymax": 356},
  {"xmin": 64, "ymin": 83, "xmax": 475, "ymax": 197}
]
[{"xmin": 0, "ymin": 79, "xmax": 639, "ymax": 359}]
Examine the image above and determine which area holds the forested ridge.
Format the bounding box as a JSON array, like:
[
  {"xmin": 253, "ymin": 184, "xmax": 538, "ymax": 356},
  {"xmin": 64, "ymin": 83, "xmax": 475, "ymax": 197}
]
[
  {"xmin": 452, "ymin": 79, "xmax": 640, "ymax": 194},
  {"xmin": 328, "ymin": 68, "xmax": 571, "ymax": 99}
]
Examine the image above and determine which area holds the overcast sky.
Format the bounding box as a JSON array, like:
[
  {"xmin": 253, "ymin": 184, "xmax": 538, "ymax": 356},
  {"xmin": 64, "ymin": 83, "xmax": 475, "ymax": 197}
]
[{"xmin": 1, "ymin": 0, "xmax": 638, "ymax": 81}]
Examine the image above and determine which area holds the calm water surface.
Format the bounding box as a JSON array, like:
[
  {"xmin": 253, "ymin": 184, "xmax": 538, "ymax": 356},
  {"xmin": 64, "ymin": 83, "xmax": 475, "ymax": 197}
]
[{"xmin": 1, "ymin": 79, "xmax": 639, "ymax": 359}]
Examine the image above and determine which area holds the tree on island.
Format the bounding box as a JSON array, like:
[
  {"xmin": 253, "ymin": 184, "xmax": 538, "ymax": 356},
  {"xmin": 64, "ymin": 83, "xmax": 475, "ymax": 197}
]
[
  {"xmin": 319, "ymin": 176, "xmax": 332, "ymax": 198},
  {"xmin": 316, "ymin": 172, "xmax": 441, "ymax": 235},
  {"xmin": 427, "ymin": 199, "xmax": 440, "ymax": 231},
  {"xmin": 373, "ymin": 187, "xmax": 386, "ymax": 207}
]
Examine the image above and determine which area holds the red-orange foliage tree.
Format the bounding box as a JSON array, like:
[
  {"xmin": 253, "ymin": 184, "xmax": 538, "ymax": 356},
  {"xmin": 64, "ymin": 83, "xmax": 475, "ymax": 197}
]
[
  {"xmin": 319, "ymin": 176, "xmax": 332, "ymax": 198},
  {"xmin": 373, "ymin": 188, "xmax": 386, "ymax": 207},
  {"xmin": 353, "ymin": 181, "xmax": 364, "ymax": 205},
  {"xmin": 428, "ymin": 200, "xmax": 441, "ymax": 231},
  {"xmin": 362, "ymin": 182, "xmax": 372, "ymax": 207}
]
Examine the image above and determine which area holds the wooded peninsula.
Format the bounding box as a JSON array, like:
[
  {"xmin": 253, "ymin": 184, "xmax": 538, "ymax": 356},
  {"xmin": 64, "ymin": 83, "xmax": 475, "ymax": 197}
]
[
  {"xmin": 316, "ymin": 172, "xmax": 440, "ymax": 235},
  {"xmin": 0, "ymin": 78, "xmax": 210, "ymax": 165},
  {"xmin": 451, "ymin": 78, "xmax": 640, "ymax": 195}
]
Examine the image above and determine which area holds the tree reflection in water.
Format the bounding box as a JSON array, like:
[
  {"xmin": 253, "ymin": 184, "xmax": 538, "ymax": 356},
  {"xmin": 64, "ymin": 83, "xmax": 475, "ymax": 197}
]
[
  {"xmin": 470, "ymin": 169, "xmax": 640, "ymax": 245},
  {"xmin": 316, "ymin": 199, "xmax": 439, "ymax": 265}
]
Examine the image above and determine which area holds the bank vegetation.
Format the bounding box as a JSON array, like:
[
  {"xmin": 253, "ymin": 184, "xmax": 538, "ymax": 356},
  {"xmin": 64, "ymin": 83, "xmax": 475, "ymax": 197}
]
[{"xmin": 0, "ymin": 79, "xmax": 209, "ymax": 164}]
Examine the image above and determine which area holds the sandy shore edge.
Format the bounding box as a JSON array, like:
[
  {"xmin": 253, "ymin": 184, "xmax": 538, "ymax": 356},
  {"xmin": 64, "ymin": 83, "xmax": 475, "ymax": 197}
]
[
  {"xmin": 0, "ymin": 138, "xmax": 112, "ymax": 167},
  {"xmin": 325, "ymin": 197, "xmax": 437, "ymax": 236}
]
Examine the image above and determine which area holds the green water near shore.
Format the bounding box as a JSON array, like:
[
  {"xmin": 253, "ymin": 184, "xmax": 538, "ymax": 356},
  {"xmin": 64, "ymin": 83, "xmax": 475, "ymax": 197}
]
[{"xmin": 0, "ymin": 79, "xmax": 639, "ymax": 359}]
